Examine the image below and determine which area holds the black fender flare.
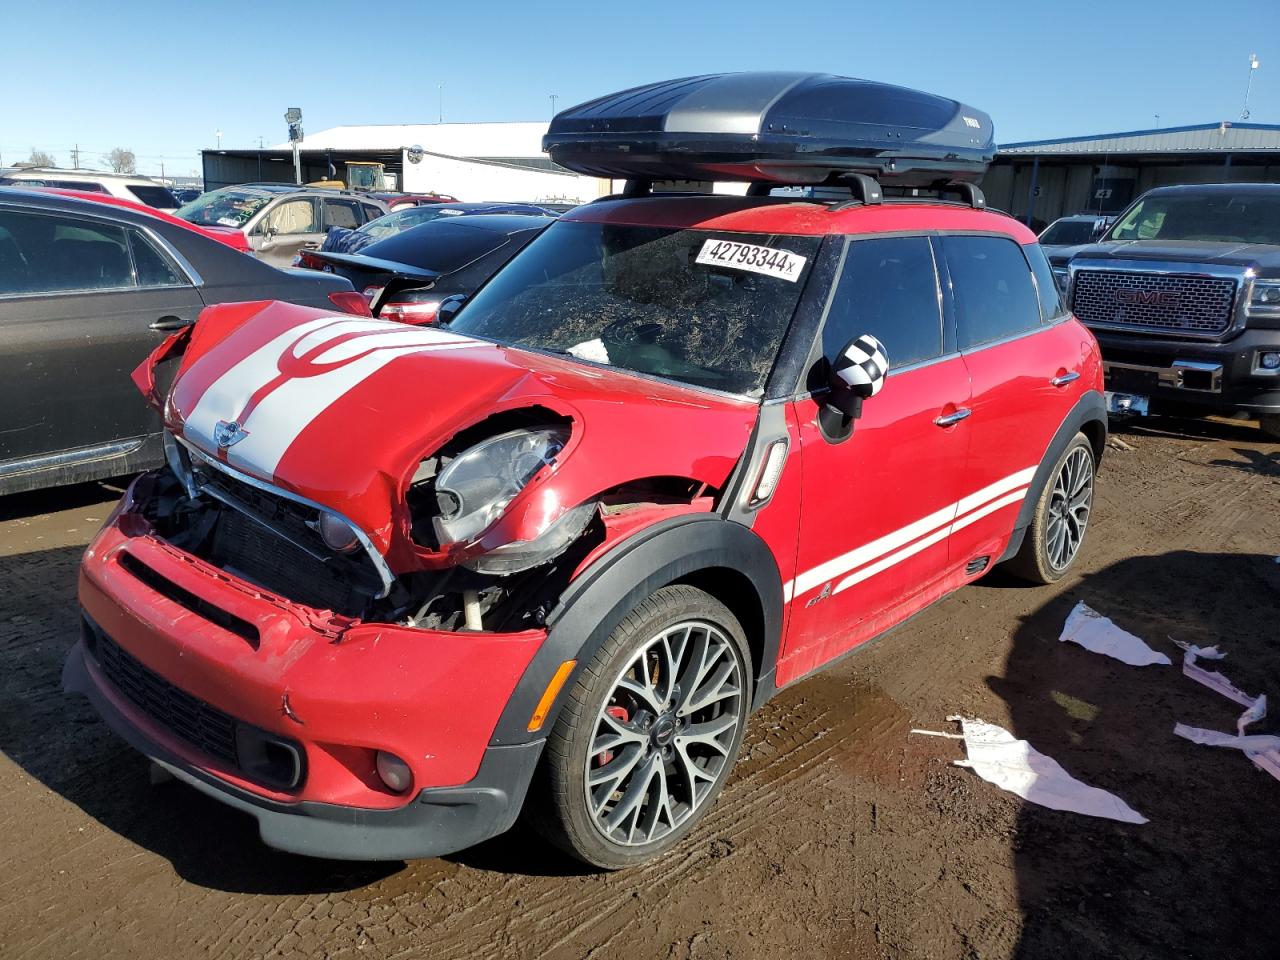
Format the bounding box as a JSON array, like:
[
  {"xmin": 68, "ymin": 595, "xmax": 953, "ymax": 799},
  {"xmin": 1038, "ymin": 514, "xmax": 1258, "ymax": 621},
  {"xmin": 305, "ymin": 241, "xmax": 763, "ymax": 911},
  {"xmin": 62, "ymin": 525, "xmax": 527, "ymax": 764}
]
[
  {"xmin": 1000, "ymin": 389, "xmax": 1108, "ymax": 562},
  {"xmin": 488, "ymin": 514, "xmax": 784, "ymax": 746}
]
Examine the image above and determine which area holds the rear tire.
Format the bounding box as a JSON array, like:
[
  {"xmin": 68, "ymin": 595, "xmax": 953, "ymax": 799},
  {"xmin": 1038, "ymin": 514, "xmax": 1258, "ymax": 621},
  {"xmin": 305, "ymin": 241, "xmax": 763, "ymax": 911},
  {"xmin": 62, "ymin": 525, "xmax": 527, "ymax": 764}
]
[
  {"xmin": 531, "ymin": 584, "xmax": 751, "ymax": 869},
  {"xmin": 1259, "ymin": 414, "xmax": 1280, "ymax": 441},
  {"xmin": 1006, "ymin": 433, "xmax": 1096, "ymax": 584}
]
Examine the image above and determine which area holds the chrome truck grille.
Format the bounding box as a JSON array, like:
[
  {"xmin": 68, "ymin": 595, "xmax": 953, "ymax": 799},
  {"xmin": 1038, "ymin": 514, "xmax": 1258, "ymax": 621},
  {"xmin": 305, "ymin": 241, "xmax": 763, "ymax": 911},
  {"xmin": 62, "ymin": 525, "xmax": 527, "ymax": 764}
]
[{"xmin": 1071, "ymin": 269, "xmax": 1237, "ymax": 337}]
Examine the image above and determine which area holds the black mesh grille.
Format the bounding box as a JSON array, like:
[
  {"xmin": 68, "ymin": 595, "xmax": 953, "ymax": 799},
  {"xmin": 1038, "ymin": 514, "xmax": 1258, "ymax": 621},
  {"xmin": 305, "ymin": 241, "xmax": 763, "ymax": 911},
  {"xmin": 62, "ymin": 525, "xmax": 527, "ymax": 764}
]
[
  {"xmin": 209, "ymin": 508, "xmax": 363, "ymax": 614},
  {"xmin": 86, "ymin": 619, "xmax": 302, "ymax": 790},
  {"xmin": 1072, "ymin": 270, "xmax": 1236, "ymax": 335},
  {"xmin": 190, "ymin": 463, "xmax": 382, "ymax": 616},
  {"xmin": 93, "ymin": 623, "xmax": 238, "ymax": 767}
]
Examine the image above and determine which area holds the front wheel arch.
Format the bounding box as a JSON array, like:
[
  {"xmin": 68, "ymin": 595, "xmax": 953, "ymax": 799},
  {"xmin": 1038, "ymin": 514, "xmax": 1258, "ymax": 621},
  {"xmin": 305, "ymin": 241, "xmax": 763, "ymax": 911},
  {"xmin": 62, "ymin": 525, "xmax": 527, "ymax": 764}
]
[{"xmin": 488, "ymin": 515, "xmax": 783, "ymax": 747}]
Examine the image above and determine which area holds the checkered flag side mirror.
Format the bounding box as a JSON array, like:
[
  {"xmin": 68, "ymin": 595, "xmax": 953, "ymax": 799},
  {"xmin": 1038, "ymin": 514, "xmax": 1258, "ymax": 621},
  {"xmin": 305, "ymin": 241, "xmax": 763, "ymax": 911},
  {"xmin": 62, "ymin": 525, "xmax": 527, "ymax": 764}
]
[{"xmin": 833, "ymin": 334, "xmax": 888, "ymax": 397}]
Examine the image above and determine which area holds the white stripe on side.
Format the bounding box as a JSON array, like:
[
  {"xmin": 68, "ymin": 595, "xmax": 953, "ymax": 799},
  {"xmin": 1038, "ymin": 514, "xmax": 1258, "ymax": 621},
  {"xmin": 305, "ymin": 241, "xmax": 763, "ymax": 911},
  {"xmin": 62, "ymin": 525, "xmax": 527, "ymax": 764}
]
[{"xmin": 785, "ymin": 466, "xmax": 1037, "ymax": 603}]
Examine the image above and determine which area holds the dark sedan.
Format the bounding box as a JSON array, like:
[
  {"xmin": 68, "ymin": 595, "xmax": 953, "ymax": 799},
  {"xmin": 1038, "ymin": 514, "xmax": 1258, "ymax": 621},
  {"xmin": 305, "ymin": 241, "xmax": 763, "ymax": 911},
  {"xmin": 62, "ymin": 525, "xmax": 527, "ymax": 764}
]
[
  {"xmin": 302, "ymin": 214, "xmax": 551, "ymax": 324},
  {"xmin": 307, "ymin": 202, "xmax": 557, "ymax": 258},
  {"xmin": 0, "ymin": 188, "xmax": 368, "ymax": 495}
]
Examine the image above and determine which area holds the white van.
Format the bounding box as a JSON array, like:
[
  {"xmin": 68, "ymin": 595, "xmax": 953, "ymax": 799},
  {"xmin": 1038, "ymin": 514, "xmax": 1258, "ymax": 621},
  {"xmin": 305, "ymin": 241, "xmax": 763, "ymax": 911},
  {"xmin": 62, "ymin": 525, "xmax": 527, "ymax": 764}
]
[{"xmin": 0, "ymin": 168, "xmax": 179, "ymax": 211}]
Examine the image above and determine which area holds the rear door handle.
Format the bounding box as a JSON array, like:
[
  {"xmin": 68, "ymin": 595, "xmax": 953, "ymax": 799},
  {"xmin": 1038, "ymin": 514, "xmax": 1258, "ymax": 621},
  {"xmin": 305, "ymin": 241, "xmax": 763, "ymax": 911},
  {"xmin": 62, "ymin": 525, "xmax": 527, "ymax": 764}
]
[
  {"xmin": 1050, "ymin": 371, "xmax": 1081, "ymax": 387},
  {"xmin": 934, "ymin": 408, "xmax": 972, "ymax": 427},
  {"xmin": 150, "ymin": 315, "xmax": 194, "ymax": 332}
]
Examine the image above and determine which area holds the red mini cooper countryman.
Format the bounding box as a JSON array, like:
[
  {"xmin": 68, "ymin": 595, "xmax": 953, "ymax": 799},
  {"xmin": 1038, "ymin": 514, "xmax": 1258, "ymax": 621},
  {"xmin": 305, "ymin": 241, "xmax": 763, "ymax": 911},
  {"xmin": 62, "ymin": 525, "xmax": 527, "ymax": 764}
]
[{"xmin": 65, "ymin": 74, "xmax": 1106, "ymax": 868}]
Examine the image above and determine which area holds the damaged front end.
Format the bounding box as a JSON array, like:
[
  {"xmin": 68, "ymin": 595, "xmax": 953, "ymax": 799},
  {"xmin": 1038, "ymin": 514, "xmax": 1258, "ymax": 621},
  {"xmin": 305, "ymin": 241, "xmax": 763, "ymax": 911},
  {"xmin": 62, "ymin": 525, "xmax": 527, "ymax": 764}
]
[{"xmin": 150, "ymin": 408, "xmax": 721, "ymax": 639}]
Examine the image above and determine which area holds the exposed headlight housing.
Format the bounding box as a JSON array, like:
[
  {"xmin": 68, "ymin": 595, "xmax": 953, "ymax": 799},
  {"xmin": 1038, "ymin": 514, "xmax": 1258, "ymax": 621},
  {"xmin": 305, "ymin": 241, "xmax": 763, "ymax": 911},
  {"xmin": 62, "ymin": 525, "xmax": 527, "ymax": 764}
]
[
  {"xmin": 316, "ymin": 511, "xmax": 360, "ymax": 553},
  {"xmin": 465, "ymin": 500, "xmax": 597, "ymax": 575},
  {"xmin": 433, "ymin": 427, "xmax": 570, "ymax": 547}
]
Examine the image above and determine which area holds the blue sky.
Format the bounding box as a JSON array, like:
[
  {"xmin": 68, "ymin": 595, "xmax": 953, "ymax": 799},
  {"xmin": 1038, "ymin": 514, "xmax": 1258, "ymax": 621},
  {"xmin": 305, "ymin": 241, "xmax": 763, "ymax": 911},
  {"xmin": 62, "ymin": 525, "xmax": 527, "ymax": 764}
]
[{"xmin": 0, "ymin": 0, "xmax": 1276, "ymax": 177}]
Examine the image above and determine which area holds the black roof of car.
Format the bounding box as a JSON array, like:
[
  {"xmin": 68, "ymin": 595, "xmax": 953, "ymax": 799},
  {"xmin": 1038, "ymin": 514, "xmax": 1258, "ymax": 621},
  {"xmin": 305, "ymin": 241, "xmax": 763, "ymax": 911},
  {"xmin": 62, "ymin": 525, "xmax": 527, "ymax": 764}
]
[
  {"xmin": 414, "ymin": 213, "xmax": 553, "ymax": 233},
  {"xmin": 1143, "ymin": 182, "xmax": 1280, "ymax": 196}
]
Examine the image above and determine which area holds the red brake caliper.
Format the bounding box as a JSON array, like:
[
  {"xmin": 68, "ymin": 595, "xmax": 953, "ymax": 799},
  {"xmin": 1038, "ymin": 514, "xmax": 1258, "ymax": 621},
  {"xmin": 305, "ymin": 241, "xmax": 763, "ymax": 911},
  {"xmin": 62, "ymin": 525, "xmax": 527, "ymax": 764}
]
[{"xmin": 598, "ymin": 705, "xmax": 631, "ymax": 767}]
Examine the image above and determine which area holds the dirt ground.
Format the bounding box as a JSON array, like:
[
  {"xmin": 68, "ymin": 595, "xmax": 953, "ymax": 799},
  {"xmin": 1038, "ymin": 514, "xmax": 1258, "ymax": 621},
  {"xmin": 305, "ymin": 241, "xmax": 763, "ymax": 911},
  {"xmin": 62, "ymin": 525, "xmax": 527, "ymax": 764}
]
[{"xmin": 1, "ymin": 414, "xmax": 1278, "ymax": 960}]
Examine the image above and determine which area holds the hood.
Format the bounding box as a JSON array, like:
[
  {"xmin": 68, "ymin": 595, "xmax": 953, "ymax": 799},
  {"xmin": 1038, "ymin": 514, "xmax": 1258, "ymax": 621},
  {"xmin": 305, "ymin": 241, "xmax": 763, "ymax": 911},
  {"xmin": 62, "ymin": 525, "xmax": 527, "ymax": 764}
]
[
  {"xmin": 1068, "ymin": 239, "xmax": 1280, "ymax": 273},
  {"xmin": 164, "ymin": 301, "xmax": 759, "ymax": 569}
]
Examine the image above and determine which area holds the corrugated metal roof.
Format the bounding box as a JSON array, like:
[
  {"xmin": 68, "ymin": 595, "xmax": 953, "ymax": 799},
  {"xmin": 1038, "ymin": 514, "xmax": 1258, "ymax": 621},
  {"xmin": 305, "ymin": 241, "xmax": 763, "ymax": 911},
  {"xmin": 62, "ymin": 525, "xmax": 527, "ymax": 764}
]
[{"xmin": 999, "ymin": 122, "xmax": 1280, "ymax": 155}]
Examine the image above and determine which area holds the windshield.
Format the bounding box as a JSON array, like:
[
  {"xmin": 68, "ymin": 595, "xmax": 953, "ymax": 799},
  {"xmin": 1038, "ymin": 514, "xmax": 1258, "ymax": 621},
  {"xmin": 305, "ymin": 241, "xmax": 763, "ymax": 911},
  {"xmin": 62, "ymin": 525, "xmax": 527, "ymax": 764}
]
[
  {"xmin": 175, "ymin": 189, "xmax": 271, "ymax": 228},
  {"xmin": 447, "ymin": 220, "xmax": 822, "ymax": 396},
  {"xmin": 1107, "ymin": 192, "xmax": 1280, "ymax": 244},
  {"xmin": 1040, "ymin": 219, "xmax": 1097, "ymax": 246},
  {"xmin": 357, "ymin": 206, "xmax": 440, "ymax": 240}
]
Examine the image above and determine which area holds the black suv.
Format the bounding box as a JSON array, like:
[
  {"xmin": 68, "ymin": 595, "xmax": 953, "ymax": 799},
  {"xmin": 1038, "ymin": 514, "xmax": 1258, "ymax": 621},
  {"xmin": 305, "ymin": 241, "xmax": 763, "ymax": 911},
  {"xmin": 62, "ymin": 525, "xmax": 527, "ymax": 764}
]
[{"xmin": 1060, "ymin": 183, "xmax": 1280, "ymax": 437}]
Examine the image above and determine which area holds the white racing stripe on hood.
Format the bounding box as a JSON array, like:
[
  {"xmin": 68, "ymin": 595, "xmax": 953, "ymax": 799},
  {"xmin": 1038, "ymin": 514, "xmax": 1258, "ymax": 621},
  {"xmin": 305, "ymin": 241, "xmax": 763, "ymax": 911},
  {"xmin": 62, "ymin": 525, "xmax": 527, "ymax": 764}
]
[
  {"xmin": 183, "ymin": 317, "xmax": 477, "ymax": 478},
  {"xmin": 183, "ymin": 315, "xmax": 351, "ymax": 452}
]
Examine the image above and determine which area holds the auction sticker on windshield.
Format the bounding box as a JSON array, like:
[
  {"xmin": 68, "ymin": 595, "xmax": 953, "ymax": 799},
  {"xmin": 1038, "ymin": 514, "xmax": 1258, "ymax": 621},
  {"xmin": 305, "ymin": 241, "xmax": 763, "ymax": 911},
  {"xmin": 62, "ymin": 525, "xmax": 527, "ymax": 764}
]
[{"xmin": 695, "ymin": 239, "xmax": 807, "ymax": 282}]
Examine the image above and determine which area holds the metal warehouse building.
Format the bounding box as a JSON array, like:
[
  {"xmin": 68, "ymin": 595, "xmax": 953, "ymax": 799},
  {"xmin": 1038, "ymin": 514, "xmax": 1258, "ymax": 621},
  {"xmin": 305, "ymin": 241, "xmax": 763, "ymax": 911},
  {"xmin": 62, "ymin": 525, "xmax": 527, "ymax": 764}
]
[
  {"xmin": 201, "ymin": 121, "xmax": 608, "ymax": 203},
  {"xmin": 981, "ymin": 121, "xmax": 1280, "ymax": 230}
]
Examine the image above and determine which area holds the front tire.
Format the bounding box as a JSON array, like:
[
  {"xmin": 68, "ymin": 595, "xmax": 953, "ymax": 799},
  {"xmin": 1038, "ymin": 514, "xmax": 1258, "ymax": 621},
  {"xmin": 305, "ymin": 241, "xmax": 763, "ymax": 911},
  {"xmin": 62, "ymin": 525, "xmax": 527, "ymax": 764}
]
[
  {"xmin": 1006, "ymin": 433, "xmax": 1096, "ymax": 584},
  {"xmin": 532, "ymin": 584, "xmax": 752, "ymax": 869}
]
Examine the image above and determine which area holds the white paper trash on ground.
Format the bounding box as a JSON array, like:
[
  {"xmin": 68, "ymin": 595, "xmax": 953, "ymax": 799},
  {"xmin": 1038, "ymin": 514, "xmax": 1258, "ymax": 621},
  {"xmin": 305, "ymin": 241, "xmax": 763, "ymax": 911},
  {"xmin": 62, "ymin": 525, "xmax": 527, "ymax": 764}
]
[
  {"xmin": 1171, "ymin": 640, "xmax": 1256, "ymax": 708},
  {"xmin": 941, "ymin": 716, "xmax": 1148, "ymax": 824},
  {"xmin": 1059, "ymin": 603, "xmax": 1171, "ymax": 666}
]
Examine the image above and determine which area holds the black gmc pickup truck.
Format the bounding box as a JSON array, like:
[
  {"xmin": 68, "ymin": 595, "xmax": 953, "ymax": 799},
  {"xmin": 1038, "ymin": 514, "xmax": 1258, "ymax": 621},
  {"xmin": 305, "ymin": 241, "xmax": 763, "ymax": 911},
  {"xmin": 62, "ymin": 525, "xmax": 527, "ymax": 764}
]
[{"xmin": 1052, "ymin": 183, "xmax": 1280, "ymax": 438}]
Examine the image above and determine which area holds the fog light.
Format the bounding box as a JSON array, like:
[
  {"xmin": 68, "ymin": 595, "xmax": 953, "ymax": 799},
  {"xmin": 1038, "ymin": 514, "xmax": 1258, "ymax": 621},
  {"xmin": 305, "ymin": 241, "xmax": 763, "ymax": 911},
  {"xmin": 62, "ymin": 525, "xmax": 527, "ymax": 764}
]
[
  {"xmin": 1260, "ymin": 352, "xmax": 1280, "ymax": 370},
  {"xmin": 375, "ymin": 751, "xmax": 412, "ymax": 793}
]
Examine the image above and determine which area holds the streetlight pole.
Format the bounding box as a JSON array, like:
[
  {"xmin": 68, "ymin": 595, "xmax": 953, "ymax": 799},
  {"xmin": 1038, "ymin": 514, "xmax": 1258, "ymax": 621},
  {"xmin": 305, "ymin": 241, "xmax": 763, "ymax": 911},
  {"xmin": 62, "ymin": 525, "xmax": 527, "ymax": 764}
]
[
  {"xmin": 215, "ymin": 129, "xmax": 223, "ymax": 150},
  {"xmin": 438, "ymin": 84, "xmax": 444, "ymax": 124},
  {"xmin": 550, "ymin": 94, "xmax": 559, "ymax": 118},
  {"xmin": 1242, "ymin": 53, "xmax": 1260, "ymax": 120}
]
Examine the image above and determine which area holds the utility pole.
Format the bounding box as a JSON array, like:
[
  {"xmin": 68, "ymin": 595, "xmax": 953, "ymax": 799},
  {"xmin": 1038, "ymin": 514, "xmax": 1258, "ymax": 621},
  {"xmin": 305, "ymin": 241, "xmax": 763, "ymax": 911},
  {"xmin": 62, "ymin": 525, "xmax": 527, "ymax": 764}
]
[
  {"xmin": 1154, "ymin": 114, "xmax": 1160, "ymax": 128},
  {"xmin": 215, "ymin": 129, "xmax": 223, "ymax": 149},
  {"xmin": 438, "ymin": 84, "xmax": 444, "ymax": 124},
  {"xmin": 1241, "ymin": 53, "xmax": 1260, "ymax": 120},
  {"xmin": 71, "ymin": 144, "xmax": 80, "ymax": 169},
  {"xmin": 160, "ymin": 160, "xmax": 165, "ymax": 182}
]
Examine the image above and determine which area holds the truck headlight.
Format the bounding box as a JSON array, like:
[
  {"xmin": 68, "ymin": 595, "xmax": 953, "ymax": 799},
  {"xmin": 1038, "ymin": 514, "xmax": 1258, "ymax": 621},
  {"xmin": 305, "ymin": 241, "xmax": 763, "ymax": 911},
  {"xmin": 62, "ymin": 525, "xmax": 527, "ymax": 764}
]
[
  {"xmin": 1248, "ymin": 280, "xmax": 1280, "ymax": 318},
  {"xmin": 433, "ymin": 427, "xmax": 569, "ymax": 546}
]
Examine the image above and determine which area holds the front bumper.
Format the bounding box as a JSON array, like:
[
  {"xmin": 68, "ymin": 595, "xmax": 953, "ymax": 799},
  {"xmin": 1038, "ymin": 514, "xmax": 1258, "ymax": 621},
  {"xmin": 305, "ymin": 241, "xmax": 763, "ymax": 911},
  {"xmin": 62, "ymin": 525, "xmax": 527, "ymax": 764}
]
[
  {"xmin": 65, "ymin": 476, "xmax": 550, "ymax": 859},
  {"xmin": 1093, "ymin": 326, "xmax": 1280, "ymax": 415},
  {"xmin": 64, "ymin": 639, "xmax": 541, "ymax": 860}
]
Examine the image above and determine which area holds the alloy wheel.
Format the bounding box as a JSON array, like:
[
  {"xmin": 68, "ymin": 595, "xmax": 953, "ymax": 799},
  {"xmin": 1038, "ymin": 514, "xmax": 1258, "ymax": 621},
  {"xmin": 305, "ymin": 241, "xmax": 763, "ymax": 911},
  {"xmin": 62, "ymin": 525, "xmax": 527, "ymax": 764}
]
[
  {"xmin": 583, "ymin": 620, "xmax": 744, "ymax": 847},
  {"xmin": 1046, "ymin": 446, "xmax": 1094, "ymax": 571}
]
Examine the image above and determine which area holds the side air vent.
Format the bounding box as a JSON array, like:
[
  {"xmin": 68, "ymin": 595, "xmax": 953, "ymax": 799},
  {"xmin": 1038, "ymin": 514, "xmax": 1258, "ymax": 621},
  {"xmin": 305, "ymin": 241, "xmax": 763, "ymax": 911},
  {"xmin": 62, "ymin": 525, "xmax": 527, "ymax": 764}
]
[{"xmin": 966, "ymin": 556, "xmax": 991, "ymax": 576}]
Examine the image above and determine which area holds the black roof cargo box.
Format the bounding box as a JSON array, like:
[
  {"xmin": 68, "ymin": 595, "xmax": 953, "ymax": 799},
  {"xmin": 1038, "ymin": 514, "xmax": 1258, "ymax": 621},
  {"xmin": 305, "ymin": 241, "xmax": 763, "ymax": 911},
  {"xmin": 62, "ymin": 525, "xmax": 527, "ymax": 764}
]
[{"xmin": 544, "ymin": 72, "xmax": 995, "ymax": 188}]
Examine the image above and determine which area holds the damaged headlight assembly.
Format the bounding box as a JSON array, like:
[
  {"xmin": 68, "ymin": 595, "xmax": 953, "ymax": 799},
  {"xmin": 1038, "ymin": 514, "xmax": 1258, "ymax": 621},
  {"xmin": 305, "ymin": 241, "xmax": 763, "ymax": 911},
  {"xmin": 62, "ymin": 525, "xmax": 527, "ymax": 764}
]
[{"xmin": 431, "ymin": 426, "xmax": 595, "ymax": 574}]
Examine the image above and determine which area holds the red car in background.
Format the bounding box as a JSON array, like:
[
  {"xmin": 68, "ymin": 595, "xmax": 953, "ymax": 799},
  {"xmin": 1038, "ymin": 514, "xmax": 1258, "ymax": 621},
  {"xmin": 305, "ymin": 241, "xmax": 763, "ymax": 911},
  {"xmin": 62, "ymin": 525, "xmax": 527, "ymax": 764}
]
[
  {"xmin": 38, "ymin": 188, "xmax": 253, "ymax": 253},
  {"xmin": 370, "ymin": 191, "xmax": 459, "ymax": 211},
  {"xmin": 64, "ymin": 73, "xmax": 1107, "ymax": 870}
]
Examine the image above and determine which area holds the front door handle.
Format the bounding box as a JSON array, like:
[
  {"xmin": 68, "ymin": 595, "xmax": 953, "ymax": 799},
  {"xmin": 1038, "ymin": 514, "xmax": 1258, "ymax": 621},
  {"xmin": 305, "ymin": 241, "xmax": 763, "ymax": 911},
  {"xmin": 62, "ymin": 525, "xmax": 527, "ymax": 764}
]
[
  {"xmin": 150, "ymin": 316, "xmax": 194, "ymax": 332},
  {"xmin": 934, "ymin": 408, "xmax": 972, "ymax": 427},
  {"xmin": 1050, "ymin": 371, "xmax": 1081, "ymax": 387}
]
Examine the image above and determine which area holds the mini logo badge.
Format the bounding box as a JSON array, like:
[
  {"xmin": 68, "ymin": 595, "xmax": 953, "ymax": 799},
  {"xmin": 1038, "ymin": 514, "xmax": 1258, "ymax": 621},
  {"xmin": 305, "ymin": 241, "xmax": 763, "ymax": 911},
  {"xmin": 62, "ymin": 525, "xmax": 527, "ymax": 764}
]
[{"xmin": 214, "ymin": 419, "xmax": 249, "ymax": 448}]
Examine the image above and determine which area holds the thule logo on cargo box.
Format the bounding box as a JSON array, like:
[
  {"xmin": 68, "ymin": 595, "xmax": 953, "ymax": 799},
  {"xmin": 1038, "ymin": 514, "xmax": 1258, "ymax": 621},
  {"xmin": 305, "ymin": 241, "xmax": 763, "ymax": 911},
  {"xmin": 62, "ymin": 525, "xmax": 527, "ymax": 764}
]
[{"xmin": 1115, "ymin": 288, "xmax": 1182, "ymax": 306}]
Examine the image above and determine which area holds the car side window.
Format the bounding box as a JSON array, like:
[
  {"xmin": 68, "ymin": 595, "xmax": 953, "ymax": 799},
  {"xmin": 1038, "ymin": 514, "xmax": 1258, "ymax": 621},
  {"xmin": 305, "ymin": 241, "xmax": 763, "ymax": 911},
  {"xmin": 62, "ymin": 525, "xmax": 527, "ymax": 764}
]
[
  {"xmin": 264, "ymin": 199, "xmax": 318, "ymax": 235},
  {"xmin": 128, "ymin": 230, "xmax": 184, "ymax": 287},
  {"xmin": 1023, "ymin": 243, "xmax": 1066, "ymax": 322},
  {"xmin": 361, "ymin": 203, "xmax": 384, "ymax": 222},
  {"xmin": 0, "ymin": 209, "xmax": 133, "ymax": 294},
  {"xmin": 323, "ymin": 199, "xmax": 361, "ymax": 230},
  {"xmin": 942, "ymin": 236, "xmax": 1042, "ymax": 348},
  {"xmin": 820, "ymin": 236, "xmax": 944, "ymax": 369}
]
